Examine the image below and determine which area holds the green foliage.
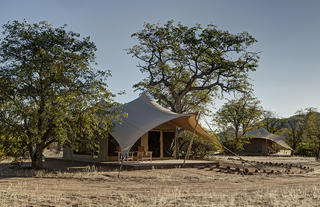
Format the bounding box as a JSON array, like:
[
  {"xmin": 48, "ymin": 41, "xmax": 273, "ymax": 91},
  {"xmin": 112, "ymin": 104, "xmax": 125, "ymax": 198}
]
[
  {"xmin": 303, "ymin": 108, "xmax": 320, "ymax": 158},
  {"xmin": 294, "ymin": 142, "xmax": 317, "ymax": 157},
  {"xmin": 0, "ymin": 20, "xmax": 120, "ymax": 168},
  {"xmin": 0, "ymin": 134, "xmax": 28, "ymax": 159},
  {"xmin": 214, "ymin": 94, "xmax": 263, "ymax": 151},
  {"xmin": 178, "ymin": 131, "xmax": 217, "ymax": 159},
  {"xmin": 259, "ymin": 111, "xmax": 282, "ymax": 134},
  {"xmin": 279, "ymin": 107, "xmax": 320, "ymax": 158},
  {"xmin": 282, "ymin": 111, "xmax": 307, "ymax": 151},
  {"xmin": 128, "ymin": 20, "xmax": 259, "ymax": 114}
]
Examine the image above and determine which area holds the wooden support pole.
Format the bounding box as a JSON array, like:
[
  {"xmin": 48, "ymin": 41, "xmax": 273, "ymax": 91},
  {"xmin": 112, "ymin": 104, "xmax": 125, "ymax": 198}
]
[
  {"xmin": 160, "ymin": 130, "xmax": 164, "ymax": 159},
  {"xmin": 174, "ymin": 127, "xmax": 178, "ymax": 159},
  {"xmin": 106, "ymin": 136, "xmax": 109, "ymax": 161}
]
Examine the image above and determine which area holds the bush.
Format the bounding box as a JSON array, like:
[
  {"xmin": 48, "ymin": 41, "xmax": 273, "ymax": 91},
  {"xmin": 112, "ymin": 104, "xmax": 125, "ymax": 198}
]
[
  {"xmin": 0, "ymin": 135, "xmax": 29, "ymax": 163},
  {"xmin": 178, "ymin": 131, "xmax": 218, "ymax": 159},
  {"xmin": 220, "ymin": 136, "xmax": 251, "ymax": 154},
  {"xmin": 294, "ymin": 142, "xmax": 317, "ymax": 157}
]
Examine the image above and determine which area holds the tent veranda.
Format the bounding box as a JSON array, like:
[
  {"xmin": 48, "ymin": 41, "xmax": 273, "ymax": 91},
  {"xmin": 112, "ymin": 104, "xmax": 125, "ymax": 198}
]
[{"xmin": 110, "ymin": 94, "xmax": 221, "ymax": 156}]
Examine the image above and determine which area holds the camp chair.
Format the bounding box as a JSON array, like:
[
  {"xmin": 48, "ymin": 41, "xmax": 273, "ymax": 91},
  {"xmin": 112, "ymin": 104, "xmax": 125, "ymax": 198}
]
[
  {"xmin": 116, "ymin": 146, "xmax": 134, "ymax": 161},
  {"xmin": 137, "ymin": 146, "xmax": 152, "ymax": 161},
  {"xmin": 126, "ymin": 151, "xmax": 135, "ymax": 161}
]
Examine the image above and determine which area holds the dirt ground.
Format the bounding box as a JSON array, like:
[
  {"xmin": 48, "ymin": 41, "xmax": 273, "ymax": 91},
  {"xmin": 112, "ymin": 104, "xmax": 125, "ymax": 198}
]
[{"xmin": 1, "ymin": 156, "xmax": 320, "ymax": 207}]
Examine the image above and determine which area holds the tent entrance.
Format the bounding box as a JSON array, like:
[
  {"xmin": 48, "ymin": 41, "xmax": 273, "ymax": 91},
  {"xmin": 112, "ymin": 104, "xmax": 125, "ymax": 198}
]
[
  {"xmin": 243, "ymin": 139, "xmax": 263, "ymax": 154},
  {"xmin": 147, "ymin": 130, "xmax": 175, "ymax": 158},
  {"xmin": 163, "ymin": 132, "xmax": 175, "ymax": 157},
  {"xmin": 148, "ymin": 131, "xmax": 160, "ymax": 157}
]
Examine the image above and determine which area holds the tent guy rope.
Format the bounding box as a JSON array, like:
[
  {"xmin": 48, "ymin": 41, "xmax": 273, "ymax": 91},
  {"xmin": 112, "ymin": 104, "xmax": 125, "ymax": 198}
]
[
  {"xmin": 182, "ymin": 113, "xmax": 200, "ymax": 167},
  {"xmin": 201, "ymin": 115, "xmax": 261, "ymax": 171}
]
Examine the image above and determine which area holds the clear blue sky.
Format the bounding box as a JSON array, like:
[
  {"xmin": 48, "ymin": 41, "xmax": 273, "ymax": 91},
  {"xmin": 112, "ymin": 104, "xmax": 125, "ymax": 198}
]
[{"xmin": 1, "ymin": 0, "xmax": 320, "ymax": 118}]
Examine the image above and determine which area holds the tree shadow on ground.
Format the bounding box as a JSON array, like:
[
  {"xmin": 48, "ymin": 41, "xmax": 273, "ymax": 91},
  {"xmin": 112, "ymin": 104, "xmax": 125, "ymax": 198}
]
[{"xmin": 0, "ymin": 158, "xmax": 118, "ymax": 179}]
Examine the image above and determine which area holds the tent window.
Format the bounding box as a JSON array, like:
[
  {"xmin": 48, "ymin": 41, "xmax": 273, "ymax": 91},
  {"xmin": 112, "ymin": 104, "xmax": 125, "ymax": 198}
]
[
  {"xmin": 163, "ymin": 132, "xmax": 175, "ymax": 157},
  {"xmin": 108, "ymin": 134, "xmax": 119, "ymax": 156},
  {"xmin": 148, "ymin": 131, "xmax": 160, "ymax": 157}
]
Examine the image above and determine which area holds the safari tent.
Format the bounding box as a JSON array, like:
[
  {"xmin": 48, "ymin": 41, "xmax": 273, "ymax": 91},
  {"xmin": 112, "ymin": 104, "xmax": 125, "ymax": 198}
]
[
  {"xmin": 63, "ymin": 94, "xmax": 220, "ymax": 162},
  {"xmin": 242, "ymin": 128, "xmax": 292, "ymax": 155}
]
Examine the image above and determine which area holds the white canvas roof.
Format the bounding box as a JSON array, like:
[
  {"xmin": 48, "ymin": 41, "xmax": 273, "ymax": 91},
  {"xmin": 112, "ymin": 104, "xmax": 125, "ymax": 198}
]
[{"xmin": 110, "ymin": 94, "xmax": 221, "ymax": 154}]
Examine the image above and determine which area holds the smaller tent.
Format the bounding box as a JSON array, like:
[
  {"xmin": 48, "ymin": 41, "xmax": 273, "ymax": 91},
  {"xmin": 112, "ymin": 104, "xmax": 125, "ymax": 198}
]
[{"xmin": 243, "ymin": 127, "xmax": 292, "ymax": 155}]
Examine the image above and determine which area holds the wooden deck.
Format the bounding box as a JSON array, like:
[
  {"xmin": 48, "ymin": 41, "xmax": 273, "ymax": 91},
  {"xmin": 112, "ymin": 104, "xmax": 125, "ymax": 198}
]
[
  {"xmin": 106, "ymin": 159, "xmax": 219, "ymax": 170},
  {"xmin": 45, "ymin": 158, "xmax": 219, "ymax": 171}
]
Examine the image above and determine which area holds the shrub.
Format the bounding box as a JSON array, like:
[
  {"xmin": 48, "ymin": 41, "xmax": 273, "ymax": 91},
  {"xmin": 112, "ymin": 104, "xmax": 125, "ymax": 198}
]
[
  {"xmin": 178, "ymin": 131, "xmax": 217, "ymax": 159},
  {"xmin": 294, "ymin": 142, "xmax": 317, "ymax": 156}
]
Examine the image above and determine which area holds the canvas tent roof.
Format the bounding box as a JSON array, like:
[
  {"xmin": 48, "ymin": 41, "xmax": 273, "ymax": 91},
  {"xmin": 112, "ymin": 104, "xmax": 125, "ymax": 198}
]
[
  {"xmin": 110, "ymin": 94, "xmax": 221, "ymax": 154},
  {"xmin": 246, "ymin": 128, "xmax": 293, "ymax": 150}
]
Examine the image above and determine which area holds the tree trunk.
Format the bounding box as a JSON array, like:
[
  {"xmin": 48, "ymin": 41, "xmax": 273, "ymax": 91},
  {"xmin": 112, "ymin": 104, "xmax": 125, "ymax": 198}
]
[
  {"xmin": 31, "ymin": 148, "xmax": 44, "ymax": 169},
  {"xmin": 317, "ymin": 141, "xmax": 320, "ymax": 161},
  {"xmin": 174, "ymin": 97, "xmax": 183, "ymax": 114},
  {"xmin": 234, "ymin": 127, "xmax": 240, "ymax": 150},
  {"xmin": 292, "ymin": 140, "xmax": 297, "ymax": 152}
]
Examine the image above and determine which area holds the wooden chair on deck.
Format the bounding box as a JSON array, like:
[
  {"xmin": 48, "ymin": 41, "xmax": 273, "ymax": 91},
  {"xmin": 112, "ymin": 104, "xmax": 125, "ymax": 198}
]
[
  {"xmin": 137, "ymin": 146, "xmax": 152, "ymax": 161},
  {"xmin": 116, "ymin": 146, "xmax": 134, "ymax": 161}
]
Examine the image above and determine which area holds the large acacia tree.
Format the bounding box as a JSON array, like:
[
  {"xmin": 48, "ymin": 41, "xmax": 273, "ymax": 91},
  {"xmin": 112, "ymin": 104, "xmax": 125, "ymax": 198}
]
[
  {"xmin": 128, "ymin": 21, "xmax": 259, "ymax": 114},
  {"xmin": 0, "ymin": 20, "xmax": 119, "ymax": 168}
]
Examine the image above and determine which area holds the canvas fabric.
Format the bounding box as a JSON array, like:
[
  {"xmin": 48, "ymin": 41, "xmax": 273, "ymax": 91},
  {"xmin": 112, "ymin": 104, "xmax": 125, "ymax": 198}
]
[{"xmin": 246, "ymin": 128, "xmax": 293, "ymax": 150}]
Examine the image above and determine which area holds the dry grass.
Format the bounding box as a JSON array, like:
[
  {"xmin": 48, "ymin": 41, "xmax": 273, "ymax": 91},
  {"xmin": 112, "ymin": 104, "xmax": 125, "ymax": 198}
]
[
  {"xmin": 1, "ymin": 178, "xmax": 320, "ymax": 206},
  {"xmin": 105, "ymin": 185, "xmax": 320, "ymax": 207},
  {"xmin": 1, "ymin": 156, "xmax": 320, "ymax": 206}
]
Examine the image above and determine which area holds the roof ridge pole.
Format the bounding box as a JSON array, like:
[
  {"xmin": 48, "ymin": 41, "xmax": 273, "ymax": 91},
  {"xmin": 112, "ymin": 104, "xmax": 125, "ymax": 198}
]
[{"xmin": 182, "ymin": 112, "xmax": 200, "ymax": 167}]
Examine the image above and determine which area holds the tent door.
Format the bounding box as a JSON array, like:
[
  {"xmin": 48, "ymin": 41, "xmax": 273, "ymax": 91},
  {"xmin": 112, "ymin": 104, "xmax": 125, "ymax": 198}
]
[
  {"xmin": 148, "ymin": 131, "xmax": 160, "ymax": 157},
  {"xmin": 163, "ymin": 132, "xmax": 175, "ymax": 157}
]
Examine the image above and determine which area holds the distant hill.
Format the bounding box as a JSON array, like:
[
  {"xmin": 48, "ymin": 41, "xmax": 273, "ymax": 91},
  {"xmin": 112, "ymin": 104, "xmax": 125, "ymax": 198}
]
[{"xmin": 259, "ymin": 112, "xmax": 320, "ymax": 134}]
